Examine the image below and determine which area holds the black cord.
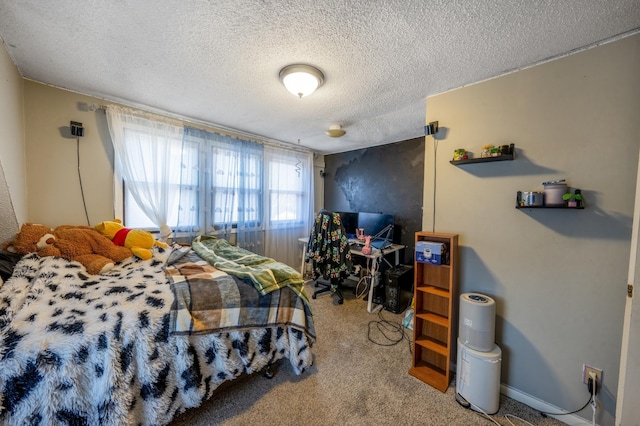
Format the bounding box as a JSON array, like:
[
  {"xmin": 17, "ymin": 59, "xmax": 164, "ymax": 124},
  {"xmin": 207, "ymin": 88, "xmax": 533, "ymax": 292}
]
[
  {"xmin": 76, "ymin": 136, "xmax": 90, "ymax": 226},
  {"xmin": 538, "ymin": 394, "xmax": 591, "ymax": 417},
  {"xmin": 367, "ymin": 309, "xmax": 412, "ymax": 354},
  {"xmin": 432, "ymin": 137, "xmax": 438, "ymax": 232}
]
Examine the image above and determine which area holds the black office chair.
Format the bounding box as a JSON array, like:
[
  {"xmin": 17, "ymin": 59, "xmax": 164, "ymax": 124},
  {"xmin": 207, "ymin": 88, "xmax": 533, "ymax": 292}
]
[{"xmin": 305, "ymin": 210, "xmax": 353, "ymax": 304}]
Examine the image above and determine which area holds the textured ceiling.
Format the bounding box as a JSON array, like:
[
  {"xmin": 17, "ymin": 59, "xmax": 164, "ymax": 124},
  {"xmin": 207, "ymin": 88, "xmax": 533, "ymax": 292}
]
[{"xmin": 1, "ymin": 1, "xmax": 639, "ymax": 154}]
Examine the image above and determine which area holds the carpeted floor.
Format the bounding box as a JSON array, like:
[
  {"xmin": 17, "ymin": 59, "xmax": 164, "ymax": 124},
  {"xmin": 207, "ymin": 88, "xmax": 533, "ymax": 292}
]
[{"xmin": 171, "ymin": 282, "xmax": 567, "ymax": 425}]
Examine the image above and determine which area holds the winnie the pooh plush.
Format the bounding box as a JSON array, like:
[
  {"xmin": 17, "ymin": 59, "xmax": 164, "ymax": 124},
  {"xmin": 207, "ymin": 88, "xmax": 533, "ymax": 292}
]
[
  {"xmin": 4, "ymin": 223, "xmax": 133, "ymax": 274},
  {"xmin": 94, "ymin": 219, "xmax": 168, "ymax": 260}
]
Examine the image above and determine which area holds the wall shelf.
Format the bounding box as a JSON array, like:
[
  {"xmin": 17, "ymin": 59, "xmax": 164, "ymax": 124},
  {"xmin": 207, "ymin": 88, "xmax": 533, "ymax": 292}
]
[
  {"xmin": 450, "ymin": 153, "xmax": 514, "ymax": 165},
  {"xmin": 516, "ymin": 205, "xmax": 584, "ymax": 210}
]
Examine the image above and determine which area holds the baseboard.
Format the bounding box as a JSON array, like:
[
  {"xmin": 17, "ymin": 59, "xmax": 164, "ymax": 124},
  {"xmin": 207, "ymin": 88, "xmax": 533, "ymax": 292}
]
[{"xmin": 500, "ymin": 383, "xmax": 590, "ymax": 425}]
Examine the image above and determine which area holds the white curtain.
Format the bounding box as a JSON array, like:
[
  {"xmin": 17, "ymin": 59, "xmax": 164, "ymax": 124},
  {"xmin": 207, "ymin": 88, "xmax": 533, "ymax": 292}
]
[
  {"xmin": 106, "ymin": 108, "xmax": 313, "ymax": 266},
  {"xmin": 106, "ymin": 106, "xmax": 184, "ymax": 241},
  {"xmin": 263, "ymin": 146, "xmax": 314, "ymax": 268},
  {"xmin": 178, "ymin": 126, "xmax": 264, "ymax": 254}
]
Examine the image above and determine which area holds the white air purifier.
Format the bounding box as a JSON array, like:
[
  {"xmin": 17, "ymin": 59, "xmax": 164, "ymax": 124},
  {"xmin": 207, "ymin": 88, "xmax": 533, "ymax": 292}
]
[
  {"xmin": 456, "ymin": 338, "xmax": 502, "ymax": 414},
  {"xmin": 459, "ymin": 293, "xmax": 496, "ymax": 352}
]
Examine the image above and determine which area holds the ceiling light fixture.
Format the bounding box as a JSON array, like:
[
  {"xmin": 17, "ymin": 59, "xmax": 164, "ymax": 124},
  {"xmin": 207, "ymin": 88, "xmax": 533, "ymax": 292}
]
[
  {"xmin": 325, "ymin": 124, "xmax": 346, "ymax": 138},
  {"xmin": 279, "ymin": 64, "xmax": 325, "ymax": 98}
]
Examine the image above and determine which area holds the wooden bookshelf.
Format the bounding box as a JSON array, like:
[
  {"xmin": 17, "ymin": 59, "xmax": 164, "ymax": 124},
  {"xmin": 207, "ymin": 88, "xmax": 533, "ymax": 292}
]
[{"xmin": 408, "ymin": 232, "xmax": 458, "ymax": 392}]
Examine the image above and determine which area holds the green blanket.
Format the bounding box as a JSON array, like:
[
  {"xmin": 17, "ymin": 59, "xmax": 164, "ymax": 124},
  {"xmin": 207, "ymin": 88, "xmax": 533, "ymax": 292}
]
[{"xmin": 192, "ymin": 236, "xmax": 310, "ymax": 304}]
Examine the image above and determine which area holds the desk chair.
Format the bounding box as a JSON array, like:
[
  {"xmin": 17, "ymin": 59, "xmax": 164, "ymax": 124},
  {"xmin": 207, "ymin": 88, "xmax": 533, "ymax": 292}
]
[{"xmin": 305, "ymin": 210, "xmax": 353, "ymax": 304}]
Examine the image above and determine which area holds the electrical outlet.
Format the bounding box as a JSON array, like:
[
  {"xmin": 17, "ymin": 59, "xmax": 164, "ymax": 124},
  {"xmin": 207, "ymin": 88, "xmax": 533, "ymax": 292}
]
[{"xmin": 582, "ymin": 364, "xmax": 603, "ymax": 388}]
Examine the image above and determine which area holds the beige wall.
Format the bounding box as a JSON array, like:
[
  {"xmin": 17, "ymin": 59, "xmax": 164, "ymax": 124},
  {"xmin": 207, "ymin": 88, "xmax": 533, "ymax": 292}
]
[
  {"xmin": 424, "ymin": 34, "xmax": 640, "ymax": 425},
  {"xmin": 23, "ymin": 82, "xmax": 115, "ymax": 226},
  {"xmin": 0, "ymin": 42, "xmax": 27, "ymax": 225}
]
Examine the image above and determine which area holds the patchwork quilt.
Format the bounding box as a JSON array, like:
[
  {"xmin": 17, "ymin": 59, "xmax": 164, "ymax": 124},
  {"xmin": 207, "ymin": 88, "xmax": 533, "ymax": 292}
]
[
  {"xmin": 166, "ymin": 248, "xmax": 315, "ymax": 339},
  {"xmin": 0, "ymin": 247, "xmax": 314, "ymax": 426}
]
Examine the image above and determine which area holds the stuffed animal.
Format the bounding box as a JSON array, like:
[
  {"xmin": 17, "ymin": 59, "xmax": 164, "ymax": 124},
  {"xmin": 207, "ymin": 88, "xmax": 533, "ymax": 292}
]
[
  {"xmin": 4, "ymin": 223, "xmax": 133, "ymax": 274},
  {"xmin": 94, "ymin": 219, "xmax": 168, "ymax": 261}
]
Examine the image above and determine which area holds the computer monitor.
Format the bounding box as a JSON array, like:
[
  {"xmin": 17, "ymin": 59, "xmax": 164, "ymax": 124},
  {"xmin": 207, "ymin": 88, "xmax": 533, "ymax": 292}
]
[
  {"xmin": 357, "ymin": 212, "xmax": 394, "ymax": 246},
  {"xmin": 337, "ymin": 211, "xmax": 358, "ymax": 239}
]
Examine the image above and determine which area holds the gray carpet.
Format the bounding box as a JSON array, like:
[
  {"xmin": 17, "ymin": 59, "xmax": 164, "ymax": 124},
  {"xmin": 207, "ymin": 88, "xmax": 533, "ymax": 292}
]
[{"xmin": 171, "ymin": 282, "xmax": 566, "ymax": 425}]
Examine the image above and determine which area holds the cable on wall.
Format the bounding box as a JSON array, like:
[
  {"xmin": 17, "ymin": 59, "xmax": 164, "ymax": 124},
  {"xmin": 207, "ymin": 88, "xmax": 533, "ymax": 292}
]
[
  {"xmin": 71, "ymin": 120, "xmax": 91, "ymax": 226},
  {"xmin": 76, "ymin": 135, "xmax": 91, "ymax": 226},
  {"xmin": 432, "ymin": 136, "xmax": 439, "ymax": 232},
  {"xmin": 424, "ymin": 121, "xmax": 440, "ymax": 232}
]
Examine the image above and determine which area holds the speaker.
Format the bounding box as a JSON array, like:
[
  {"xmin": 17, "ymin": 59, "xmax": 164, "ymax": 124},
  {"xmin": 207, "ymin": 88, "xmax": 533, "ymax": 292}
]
[
  {"xmin": 384, "ymin": 265, "xmax": 413, "ymax": 314},
  {"xmin": 70, "ymin": 121, "xmax": 84, "ymax": 137}
]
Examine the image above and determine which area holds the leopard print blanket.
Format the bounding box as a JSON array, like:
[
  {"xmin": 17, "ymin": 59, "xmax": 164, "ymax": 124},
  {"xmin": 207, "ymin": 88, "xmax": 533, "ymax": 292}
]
[{"xmin": 0, "ymin": 248, "xmax": 313, "ymax": 425}]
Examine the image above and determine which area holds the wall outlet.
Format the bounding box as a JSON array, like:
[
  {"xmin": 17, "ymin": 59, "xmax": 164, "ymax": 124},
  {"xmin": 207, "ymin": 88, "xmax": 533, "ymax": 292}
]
[{"xmin": 582, "ymin": 364, "xmax": 603, "ymax": 388}]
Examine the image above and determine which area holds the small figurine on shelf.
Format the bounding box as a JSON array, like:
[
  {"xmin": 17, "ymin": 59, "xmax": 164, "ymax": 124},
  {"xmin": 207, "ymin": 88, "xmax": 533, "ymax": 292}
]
[
  {"xmin": 562, "ymin": 189, "xmax": 584, "ymax": 208},
  {"xmin": 481, "ymin": 144, "xmax": 493, "ymax": 158}
]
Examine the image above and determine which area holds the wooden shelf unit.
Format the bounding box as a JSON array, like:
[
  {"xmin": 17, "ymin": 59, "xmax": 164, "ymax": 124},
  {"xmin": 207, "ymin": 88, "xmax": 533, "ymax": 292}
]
[{"xmin": 408, "ymin": 232, "xmax": 458, "ymax": 392}]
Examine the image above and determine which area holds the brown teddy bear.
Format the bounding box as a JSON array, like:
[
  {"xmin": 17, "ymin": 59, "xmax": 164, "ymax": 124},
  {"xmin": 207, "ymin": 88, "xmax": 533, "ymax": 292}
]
[{"xmin": 4, "ymin": 223, "xmax": 133, "ymax": 274}]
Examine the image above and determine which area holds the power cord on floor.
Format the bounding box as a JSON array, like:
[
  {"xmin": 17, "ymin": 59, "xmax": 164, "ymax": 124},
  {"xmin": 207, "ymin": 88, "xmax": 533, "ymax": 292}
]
[
  {"xmin": 366, "ymin": 309, "xmax": 412, "ymax": 353},
  {"xmin": 505, "ymin": 414, "xmax": 535, "ymax": 426},
  {"xmin": 504, "ymin": 375, "xmax": 595, "ymax": 425},
  {"xmin": 537, "ymin": 394, "xmax": 591, "ymax": 418},
  {"xmin": 468, "ymin": 402, "xmax": 535, "ymax": 426}
]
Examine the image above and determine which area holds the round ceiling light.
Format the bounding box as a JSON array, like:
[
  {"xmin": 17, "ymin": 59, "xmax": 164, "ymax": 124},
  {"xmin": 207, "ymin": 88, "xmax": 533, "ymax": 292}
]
[
  {"xmin": 325, "ymin": 124, "xmax": 346, "ymax": 138},
  {"xmin": 279, "ymin": 64, "xmax": 325, "ymax": 98}
]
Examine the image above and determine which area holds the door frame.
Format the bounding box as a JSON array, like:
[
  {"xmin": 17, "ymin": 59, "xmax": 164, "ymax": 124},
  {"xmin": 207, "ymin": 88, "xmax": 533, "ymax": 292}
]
[{"xmin": 615, "ymin": 151, "xmax": 640, "ymax": 424}]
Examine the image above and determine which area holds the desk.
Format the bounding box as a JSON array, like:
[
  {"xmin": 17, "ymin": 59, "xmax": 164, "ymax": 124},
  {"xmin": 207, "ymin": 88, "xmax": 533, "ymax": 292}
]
[
  {"xmin": 298, "ymin": 237, "xmax": 405, "ymax": 313},
  {"xmin": 351, "ymin": 243, "xmax": 405, "ymax": 313}
]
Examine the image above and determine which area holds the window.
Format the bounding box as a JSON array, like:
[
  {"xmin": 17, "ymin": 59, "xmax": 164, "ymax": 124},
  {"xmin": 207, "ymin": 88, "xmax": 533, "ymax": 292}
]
[
  {"xmin": 110, "ymin": 109, "xmax": 312, "ymax": 260},
  {"xmin": 123, "ymin": 129, "xmax": 264, "ymax": 235},
  {"xmin": 209, "ymin": 144, "xmax": 262, "ymax": 229},
  {"xmin": 267, "ymin": 156, "xmax": 306, "ymax": 225}
]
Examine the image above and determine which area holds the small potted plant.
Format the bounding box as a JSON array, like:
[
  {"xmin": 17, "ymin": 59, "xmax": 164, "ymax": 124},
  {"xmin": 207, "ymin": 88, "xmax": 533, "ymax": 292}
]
[{"xmin": 562, "ymin": 189, "xmax": 583, "ymax": 208}]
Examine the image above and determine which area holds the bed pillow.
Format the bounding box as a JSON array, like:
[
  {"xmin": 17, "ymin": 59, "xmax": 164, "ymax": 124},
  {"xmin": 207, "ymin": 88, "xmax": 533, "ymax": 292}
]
[{"xmin": 0, "ymin": 251, "xmax": 22, "ymax": 282}]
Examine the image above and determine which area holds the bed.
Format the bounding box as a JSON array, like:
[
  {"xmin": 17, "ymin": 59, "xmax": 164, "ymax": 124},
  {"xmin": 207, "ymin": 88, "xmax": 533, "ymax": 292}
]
[{"xmin": 0, "ymin": 235, "xmax": 315, "ymax": 425}]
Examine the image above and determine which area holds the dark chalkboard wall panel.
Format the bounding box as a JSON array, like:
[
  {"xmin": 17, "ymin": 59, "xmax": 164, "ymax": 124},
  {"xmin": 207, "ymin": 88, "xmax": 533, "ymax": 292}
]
[{"xmin": 324, "ymin": 137, "xmax": 424, "ymax": 265}]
